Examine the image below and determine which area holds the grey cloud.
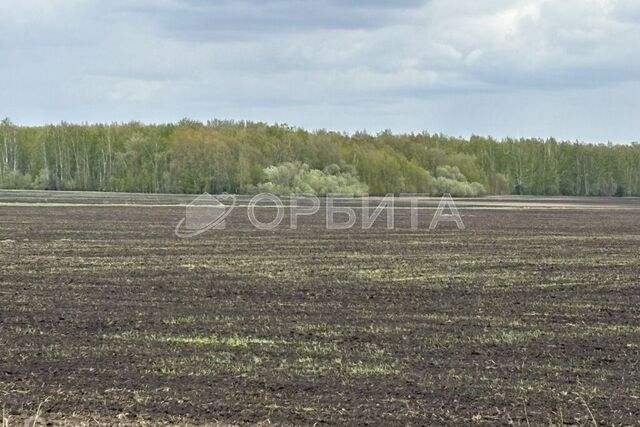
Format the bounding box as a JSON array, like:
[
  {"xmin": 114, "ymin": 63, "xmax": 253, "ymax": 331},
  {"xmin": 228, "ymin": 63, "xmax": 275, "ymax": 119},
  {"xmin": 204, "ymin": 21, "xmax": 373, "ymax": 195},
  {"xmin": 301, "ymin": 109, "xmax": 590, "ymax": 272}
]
[
  {"xmin": 0, "ymin": 0, "xmax": 638, "ymax": 142},
  {"xmin": 110, "ymin": 0, "xmax": 427, "ymax": 42}
]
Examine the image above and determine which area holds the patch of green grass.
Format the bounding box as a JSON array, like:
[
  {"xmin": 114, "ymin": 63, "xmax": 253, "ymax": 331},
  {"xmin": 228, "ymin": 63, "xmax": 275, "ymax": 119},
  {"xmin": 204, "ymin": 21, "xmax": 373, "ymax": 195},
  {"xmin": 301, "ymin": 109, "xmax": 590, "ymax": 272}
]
[
  {"xmin": 296, "ymin": 340, "xmax": 338, "ymax": 353},
  {"xmin": 347, "ymin": 362, "xmax": 399, "ymax": 376},
  {"xmin": 293, "ymin": 323, "xmax": 344, "ymax": 338},
  {"xmin": 473, "ymin": 329, "xmax": 548, "ymax": 346},
  {"xmin": 106, "ymin": 331, "xmax": 283, "ymax": 347}
]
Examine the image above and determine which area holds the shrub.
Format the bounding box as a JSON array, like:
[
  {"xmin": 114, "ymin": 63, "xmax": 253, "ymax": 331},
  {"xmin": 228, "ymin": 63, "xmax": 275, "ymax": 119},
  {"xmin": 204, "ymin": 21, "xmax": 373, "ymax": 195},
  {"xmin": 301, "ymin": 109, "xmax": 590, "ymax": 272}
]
[
  {"xmin": 255, "ymin": 162, "xmax": 368, "ymax": 195},
  {"xmin": 432, "ymin": 165, "xmax": 486, "ymax": 196}
]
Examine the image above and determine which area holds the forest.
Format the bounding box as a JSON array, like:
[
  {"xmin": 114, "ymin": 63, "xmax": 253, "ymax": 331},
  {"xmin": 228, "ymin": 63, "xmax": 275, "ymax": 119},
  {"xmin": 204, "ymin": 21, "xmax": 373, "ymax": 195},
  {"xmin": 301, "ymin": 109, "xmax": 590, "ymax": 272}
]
[{"xmin": 1, "ymin": 118, "xmax": 638, "ymax": 196}]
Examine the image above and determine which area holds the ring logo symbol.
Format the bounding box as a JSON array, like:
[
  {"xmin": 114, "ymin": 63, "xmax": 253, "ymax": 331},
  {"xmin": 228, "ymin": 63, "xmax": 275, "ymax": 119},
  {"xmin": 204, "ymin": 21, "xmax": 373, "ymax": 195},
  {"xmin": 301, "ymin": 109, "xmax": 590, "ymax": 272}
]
[{"xmin": 175, "ymin": 193, "xmax": 236, "ymax": 238}]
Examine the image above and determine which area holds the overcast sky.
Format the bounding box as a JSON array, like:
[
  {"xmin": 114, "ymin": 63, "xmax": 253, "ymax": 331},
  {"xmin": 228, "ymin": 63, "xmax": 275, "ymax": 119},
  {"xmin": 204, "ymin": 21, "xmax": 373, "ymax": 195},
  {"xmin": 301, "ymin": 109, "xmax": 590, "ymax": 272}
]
[{"xmin": 1, "ymin": 0, "xmax": 639, "ymax": 142}]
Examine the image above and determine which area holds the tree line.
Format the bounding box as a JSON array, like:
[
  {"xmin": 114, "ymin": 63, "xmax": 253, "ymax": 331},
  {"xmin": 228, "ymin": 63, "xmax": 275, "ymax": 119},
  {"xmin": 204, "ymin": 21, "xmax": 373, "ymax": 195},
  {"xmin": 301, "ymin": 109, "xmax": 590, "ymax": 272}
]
[{"xmin": 1, "ymin": 118, "xmax": 638, "ymax": 196}]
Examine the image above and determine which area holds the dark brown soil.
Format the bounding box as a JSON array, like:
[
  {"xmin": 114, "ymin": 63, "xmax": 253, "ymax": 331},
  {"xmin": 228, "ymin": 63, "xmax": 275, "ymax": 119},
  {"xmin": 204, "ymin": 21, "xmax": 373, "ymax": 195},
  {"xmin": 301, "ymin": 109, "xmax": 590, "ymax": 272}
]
[{"xmin": 1, "ymin": 193, "xmax": 639, "ymax": 425}]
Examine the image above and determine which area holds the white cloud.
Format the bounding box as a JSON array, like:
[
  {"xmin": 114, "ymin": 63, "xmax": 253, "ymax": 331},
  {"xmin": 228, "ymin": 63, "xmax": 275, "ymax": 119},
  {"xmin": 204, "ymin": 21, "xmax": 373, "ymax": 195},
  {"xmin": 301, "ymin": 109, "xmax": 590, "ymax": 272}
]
[{"xmin": 0, "ymin": 0, "xmax": 638, "ymax": 141}]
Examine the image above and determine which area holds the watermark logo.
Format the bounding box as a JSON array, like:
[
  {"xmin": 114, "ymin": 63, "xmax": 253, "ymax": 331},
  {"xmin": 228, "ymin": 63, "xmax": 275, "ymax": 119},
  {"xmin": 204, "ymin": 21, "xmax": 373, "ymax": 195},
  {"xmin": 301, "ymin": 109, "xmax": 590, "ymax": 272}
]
[
  {"xmin": 430, "ymin": 193, "xmax": 465, "ymax": 230},
  {"xmin": 174, "ymin": 192, "xmax": 236, "ymax": 237},
  {"xmin": 175, "ymin": 193, "xmax": 464, "ymax": 237},
  {"xmin": 23, "ymin": 415, "xmax": 47, "ymax": 427}
]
